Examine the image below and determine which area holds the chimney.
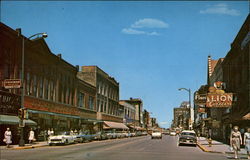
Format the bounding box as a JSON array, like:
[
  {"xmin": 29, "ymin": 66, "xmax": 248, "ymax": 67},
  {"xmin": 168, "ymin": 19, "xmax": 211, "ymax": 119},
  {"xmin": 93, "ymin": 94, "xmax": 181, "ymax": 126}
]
[
  {"xmin": 75, "ymin": 65, "xmax": 79, "ymax": 71},
  {"xmin": 57, "ymin": 54, "xmax": 62, "ymax": 59},
  {"xmin": 16, "ymin": 28, "xmax": 22, "ymax": 36}
]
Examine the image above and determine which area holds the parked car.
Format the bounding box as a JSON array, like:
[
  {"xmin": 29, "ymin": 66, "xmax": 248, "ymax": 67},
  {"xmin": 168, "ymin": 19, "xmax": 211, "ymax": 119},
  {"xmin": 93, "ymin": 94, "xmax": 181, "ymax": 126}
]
[
  {"xmin": 105, "ymin": 130, "xmax": 116, "ymax": 139},
  {"xmin": 75, "ymin": 131, "xmax": 95, "ymax": 143},
  {"xmin": 95, "ymin": 131, "xmax": 108, "ymax": 140},
  {"xmin": 136, "ymin": 131, "xmax": 142, "ymax": 136},
  {"xmin": 178, "ymin": 130, "xmax": 197, "ymax": 146},
  {"xmin": 130, "ymin": 132, "xmax": 136, "ymax": 137},
  {"xmin": 151, "ymin": 131, "xmax": 162, "ymax": 139},
  {"xmin": 170, "ymin": 131, "xmax": 177, "ymax": 136},
  {"xmin": 48, "ymin": 131, "xmax": 75, "ymax": 145},
  {"xmin": 142, "ymin": 131, "xmax": 148, "ymax": 136}
]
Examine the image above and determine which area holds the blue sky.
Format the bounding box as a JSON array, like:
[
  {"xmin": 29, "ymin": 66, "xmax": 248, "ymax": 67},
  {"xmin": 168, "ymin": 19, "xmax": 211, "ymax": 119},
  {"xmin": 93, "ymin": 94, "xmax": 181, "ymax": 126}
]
[{"xmin": 1, "ymin": 1, "xmax": 248, "ymax": 128}]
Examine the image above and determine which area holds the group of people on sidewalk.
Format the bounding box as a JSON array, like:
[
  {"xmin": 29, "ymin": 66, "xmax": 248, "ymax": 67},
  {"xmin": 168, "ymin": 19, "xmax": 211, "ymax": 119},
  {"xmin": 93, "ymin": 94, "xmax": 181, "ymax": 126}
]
[
  {"xmin": 3, "ymin": 128, "xmax": 39, "ymax": 148},
  {"xmin": 230, "ymin": 126, "xmax": 250, "ymax": 159}
]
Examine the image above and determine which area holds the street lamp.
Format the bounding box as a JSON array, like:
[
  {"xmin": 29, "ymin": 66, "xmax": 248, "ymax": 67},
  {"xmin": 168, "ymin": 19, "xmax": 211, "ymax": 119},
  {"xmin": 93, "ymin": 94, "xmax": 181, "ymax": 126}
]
[
  {"xmin": 178, "ymin": 88, "xmax": 192, "ymax": 130},
  {"xmin": 19, "ymin": 32, "xmax": 48, "ymax": 146}
]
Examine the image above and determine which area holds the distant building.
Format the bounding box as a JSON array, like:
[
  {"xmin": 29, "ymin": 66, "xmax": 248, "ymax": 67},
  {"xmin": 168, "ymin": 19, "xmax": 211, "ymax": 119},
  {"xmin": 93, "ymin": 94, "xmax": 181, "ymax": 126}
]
[
  {"xmin": 119, "ymin": 100, "xmax": 136, "ymax": 125},
  {"xmin": 173, "ymin": 101, "xmax": 190, "ymax": 130},
  {"xmin": 122, "ymin": 98, "xmax": 143, "ymax": 127},
  {"xmin": 77, "ymin": 66, "xmax": 123, "ymax": 123}
]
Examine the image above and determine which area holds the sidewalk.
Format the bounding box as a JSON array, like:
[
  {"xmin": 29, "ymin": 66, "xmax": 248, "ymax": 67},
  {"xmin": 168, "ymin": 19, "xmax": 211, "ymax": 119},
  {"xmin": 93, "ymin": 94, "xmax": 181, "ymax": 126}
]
[
  {"xmin": 0, "ymin": 141, "xmax": 48, "ymax": 150},
  {"xmin": 197, "ymin": 137, "xmax": 247, "ymax": 155}
]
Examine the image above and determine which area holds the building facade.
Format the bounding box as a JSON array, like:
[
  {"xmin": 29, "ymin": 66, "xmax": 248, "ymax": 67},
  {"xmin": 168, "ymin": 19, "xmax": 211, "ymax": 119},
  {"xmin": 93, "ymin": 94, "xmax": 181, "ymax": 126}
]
[
  {"xmin": 0, "ymin": 22, "xmax": 97, "ymax": 144},
  {"xmin": 119, "ymin": 100, "xmax": 135, "ymax": 125},
  {"xmin": 77, "ymin": 66, "xmax": 123, "ymax": 123}
]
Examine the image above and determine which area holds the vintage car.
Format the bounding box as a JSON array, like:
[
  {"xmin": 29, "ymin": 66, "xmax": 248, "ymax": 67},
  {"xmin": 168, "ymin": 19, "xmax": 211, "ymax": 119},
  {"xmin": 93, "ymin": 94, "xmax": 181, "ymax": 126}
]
[
  {"xmin": 75, "ymin": 131, "xmax": 95, "ymax": 143},
  {"xmin": 95, "ymin": 131, "xmax": 108, "ymax": 140},
  {"xmin": 170, "ymin": 131, "xmax": 177, "ymax": 136},
  {"xmin": 151, "ymin": 131, "xmax": 162, "ymax": 139},
  {"xmin": 105, "ymin": 130, "xmax": 116, "ymax": 139},
  {"xmin": 48, "ymin": 131, "xmax": 75, "ymax": 145},
  {"xmin": 178, "ymin": 130, "xmax": 197, "ymax": 146}
]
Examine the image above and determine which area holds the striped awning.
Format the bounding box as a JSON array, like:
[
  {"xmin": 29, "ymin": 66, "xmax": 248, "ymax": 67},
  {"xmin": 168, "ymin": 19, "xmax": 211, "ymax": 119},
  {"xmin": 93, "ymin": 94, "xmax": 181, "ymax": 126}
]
[
  {"xmin": 103, "ymin": 121, "xmax": 129, "ymax": 130},
  {"xmin": 0, "ymin": 115, "xmax": 37, "ymax": 126}
]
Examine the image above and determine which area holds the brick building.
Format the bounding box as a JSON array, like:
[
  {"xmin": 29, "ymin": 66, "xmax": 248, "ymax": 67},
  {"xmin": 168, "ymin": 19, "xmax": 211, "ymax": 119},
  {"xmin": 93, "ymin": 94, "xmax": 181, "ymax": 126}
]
[
  {"xmin": 0, "ymin": 22, "xmax": 97, "ymax": 144},
  {"xmin": 77, "ymin": 66, "xmax": 123, "ymax": 124}
]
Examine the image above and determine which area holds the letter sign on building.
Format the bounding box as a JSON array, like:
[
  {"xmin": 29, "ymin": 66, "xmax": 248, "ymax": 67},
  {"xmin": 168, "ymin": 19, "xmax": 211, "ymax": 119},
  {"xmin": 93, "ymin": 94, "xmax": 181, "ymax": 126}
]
[
  {"xmin": 4, "ymin": 79, "xmax": 21, "ymax": 89},
  {"xmin": 206, "ymin": 93, "xmax": 234, "ymax": 108}
]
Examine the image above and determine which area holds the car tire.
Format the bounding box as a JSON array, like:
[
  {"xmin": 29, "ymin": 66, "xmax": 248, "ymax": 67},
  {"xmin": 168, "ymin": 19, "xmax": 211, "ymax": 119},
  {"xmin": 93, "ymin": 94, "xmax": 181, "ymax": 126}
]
[{"xmin": 49, "ymin": 143, "xmax": 52, "ymax": 146}]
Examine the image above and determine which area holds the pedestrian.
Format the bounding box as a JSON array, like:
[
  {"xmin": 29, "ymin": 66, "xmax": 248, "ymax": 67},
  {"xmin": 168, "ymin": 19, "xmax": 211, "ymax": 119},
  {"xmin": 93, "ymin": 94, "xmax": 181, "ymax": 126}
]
[
  {"xmin": 230, "ymin": 126, "xmax": 242, "ymax": 159},
  {"xmin": 50, "ymin": 128, "xmax": 54, "ymax": 136},
  {"xmin": 3, "ymin": 128, "xmax": 12, "ymax": 148},
  {"xmin": 29, "ymin": 128, "xmax": 35, "ymax": 144},
  {"xmin": 244, "ymin": 127, "xmax": 250, "ymax": 159}
]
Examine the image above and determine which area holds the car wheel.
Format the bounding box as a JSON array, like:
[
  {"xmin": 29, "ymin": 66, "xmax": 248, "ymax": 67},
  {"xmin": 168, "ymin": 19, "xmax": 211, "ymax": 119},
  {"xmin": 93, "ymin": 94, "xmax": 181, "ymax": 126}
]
[
  {"xmin": 65, "ymin": 139, "xmax": 68, "ymax": 145},
  {"xmin": 49, "ymin": 143, "xmax": 52, "ymax": 146}
]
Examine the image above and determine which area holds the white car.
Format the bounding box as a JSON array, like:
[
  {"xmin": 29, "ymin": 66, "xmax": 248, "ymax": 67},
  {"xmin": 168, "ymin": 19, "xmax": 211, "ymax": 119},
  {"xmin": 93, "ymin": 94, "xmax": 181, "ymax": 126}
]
[
  {"xmin": 151, "ymin": 131, "xmax": 162, "ymax": 139},
  {"xmin": 48, "ymin": 131, "xmax": 75, "ymax": 145},
  {"xmin": 178, "ymin": 130, "xmax": 197, "ymax": 146},
  {"xmin": 170, "ymin": 131, "xmax": 177, "ymax": 136}
]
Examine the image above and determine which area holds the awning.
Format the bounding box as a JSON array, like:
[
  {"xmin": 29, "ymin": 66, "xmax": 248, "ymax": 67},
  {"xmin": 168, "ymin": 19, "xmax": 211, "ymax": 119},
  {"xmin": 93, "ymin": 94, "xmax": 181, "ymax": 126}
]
[
  {"xmin": 103, "ymin": 121, "xmax": 129, "ymax": 130},
  {"xmin": 0, "ymin": 115, "xmax": 37, "ymax": 126}
]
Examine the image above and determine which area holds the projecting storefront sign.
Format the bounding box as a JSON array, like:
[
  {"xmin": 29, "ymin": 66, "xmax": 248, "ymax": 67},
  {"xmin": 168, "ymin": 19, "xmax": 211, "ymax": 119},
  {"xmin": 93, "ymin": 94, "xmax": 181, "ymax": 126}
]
[
  {"xmin": 206, "ymin": 93, "xmax": 234, "ymax": 108},
  {"xmin": 3, "ymin": 79, "xmax": 21, "ymax": 89},
  {"xmin": 194, "ymin": 93, "xmax": 207, "ymax": 105}
]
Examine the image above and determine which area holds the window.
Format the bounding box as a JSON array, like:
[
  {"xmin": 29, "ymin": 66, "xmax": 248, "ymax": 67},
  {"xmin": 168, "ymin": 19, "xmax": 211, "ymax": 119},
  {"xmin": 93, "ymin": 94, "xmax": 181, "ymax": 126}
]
[
  {"xmin": 33, "ymin": 75, "xmax": 37, "ymax": 97},
  {"xmin": 50, "ymin": 81, "xmax": 54, "ymax": 101},
  {"xmin": 26, "ymin": 72, "xmax": 30, "ymax": 95},
  {"xmin": 89, "ymin": 96, "xmax": 94, "ymax": 110},
  {"xmin": 78, "ymin": 92, "xmax": 85, "ymax": 108},
  {"xmin": 39, "ymin": 77, "xmax": 43, "ymax": 98},
  {"xmin": 44, "ymin": 79, "xmax": 48, "ymax": 99}
]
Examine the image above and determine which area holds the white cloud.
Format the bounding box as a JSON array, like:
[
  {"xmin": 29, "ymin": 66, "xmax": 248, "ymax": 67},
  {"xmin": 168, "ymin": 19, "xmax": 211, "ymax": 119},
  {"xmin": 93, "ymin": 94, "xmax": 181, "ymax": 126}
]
[
  {"xmin": 121, "ymin": 28, "xmax": 160, "ymax": 36},
  {"xmin": 121, "ymin": 28, "xmax": 146, "ymax": 35},
  {"xmin": 131, "ymin": 18, "xmax": 169, "ymax": 28},
  {"xmin": 200, "ymin": 3, "xmax": 240, "ymax": 16},
  {"xmin": 121, "ymin": 18, "xmax": 168, "ymax": 36}
]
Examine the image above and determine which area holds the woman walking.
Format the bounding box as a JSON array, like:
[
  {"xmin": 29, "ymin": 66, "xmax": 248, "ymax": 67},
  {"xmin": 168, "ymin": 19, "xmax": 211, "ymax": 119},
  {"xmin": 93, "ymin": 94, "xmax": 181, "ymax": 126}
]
[
  {"xmin": 230, "ymin": 126, "xmax": 242, "ymax": 159},
  {"xmin": 29, "ymin": 128, "xmax": 35, "ymax": 144},
  {"xmin": 4, "ymin": 128, "xmax": 12, "ymax": 148},
  {"xmin": 244, "ymin": 127, "xmax": 250, "ymax": 159}
]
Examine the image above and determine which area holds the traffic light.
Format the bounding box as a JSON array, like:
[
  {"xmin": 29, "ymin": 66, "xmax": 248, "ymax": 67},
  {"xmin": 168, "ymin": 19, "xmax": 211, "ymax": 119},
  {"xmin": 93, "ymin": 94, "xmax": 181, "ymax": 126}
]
[
  {"xmin": 18, "ymin": 108, "xmax": 24, "ymax": 119},
  {"xmin": 23, "ymin": 109, "xmax": 28, "ymax": 119}
]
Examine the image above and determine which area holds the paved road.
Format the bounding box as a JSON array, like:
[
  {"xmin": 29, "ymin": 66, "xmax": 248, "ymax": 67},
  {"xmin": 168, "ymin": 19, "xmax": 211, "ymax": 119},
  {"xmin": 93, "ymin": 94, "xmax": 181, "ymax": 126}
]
[{"xmin": 1, "ymin": 135, "xmax": 234, "ymax": 160}]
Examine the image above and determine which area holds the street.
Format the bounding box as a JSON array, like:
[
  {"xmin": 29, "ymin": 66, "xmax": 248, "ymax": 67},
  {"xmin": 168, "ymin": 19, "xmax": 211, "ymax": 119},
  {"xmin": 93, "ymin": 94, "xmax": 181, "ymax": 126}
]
[{"xmin": 1, "ymin": 135, "xmax": 230, "ymax": 160}]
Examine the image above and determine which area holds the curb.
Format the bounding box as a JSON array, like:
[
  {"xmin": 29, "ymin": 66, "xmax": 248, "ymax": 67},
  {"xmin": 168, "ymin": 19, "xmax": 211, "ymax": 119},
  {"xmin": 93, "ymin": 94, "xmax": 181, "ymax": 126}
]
[
  {"xmin": 197, "ymin": 142, "xmax": 223, "ymax": 154},
  {"xmin": 11, "ymin": 144, "xmax": 48, "ymax": 150},
  {"xmin": 197, "ymin": 143, "xmax": 247, "ymax": 155}
]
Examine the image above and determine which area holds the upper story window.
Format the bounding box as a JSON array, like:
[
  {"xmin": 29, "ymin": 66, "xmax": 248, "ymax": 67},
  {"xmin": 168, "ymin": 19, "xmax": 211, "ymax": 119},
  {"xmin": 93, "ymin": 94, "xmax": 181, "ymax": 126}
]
[
  {"xmin": 89, "ymin": 96, "xmax": 94, "ymax": 110},
  {"xmin": 78, "ymin": 92, "xmax": 85, "ymax": 108}
]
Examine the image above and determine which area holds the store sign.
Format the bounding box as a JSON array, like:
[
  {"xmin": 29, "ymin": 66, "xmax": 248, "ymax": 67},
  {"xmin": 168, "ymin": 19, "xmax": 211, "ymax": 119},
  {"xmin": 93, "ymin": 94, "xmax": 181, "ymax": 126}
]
[
  {"xmin": 194, "ymin": 93, "xmax": 207, "ymax": 105},
  {"xmin": 206, "ymin": 93, "xmax": 234, "ymax": 108},
  {"xmin": 4, "ymin": 79, "xmax": 21, "ymax": 89}
]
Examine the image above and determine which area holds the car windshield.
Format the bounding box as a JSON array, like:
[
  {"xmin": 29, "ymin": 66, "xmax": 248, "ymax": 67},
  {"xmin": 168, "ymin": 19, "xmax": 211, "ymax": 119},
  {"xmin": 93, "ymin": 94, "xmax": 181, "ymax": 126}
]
[{"xmin": 181, "ymin": 132, "xmax": 196, "ymax": 137}]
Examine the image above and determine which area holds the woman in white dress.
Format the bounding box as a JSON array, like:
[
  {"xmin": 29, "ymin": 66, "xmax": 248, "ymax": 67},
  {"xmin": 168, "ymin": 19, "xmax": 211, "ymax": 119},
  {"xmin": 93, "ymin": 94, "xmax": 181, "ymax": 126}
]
[
  {"xmin": 4, "ymin": 128, "xmax": 12, "ymax": 148},
  {"xmin": 244, "ymin": 127, "xmax": 250, "ymax": 159},
  {"xmin": 29, "ymin": 128, "xmax": 35, "ymax": 144},
  {"xmin": 230, "ymin": 126, "xmax": 242, "ymax": 159}
]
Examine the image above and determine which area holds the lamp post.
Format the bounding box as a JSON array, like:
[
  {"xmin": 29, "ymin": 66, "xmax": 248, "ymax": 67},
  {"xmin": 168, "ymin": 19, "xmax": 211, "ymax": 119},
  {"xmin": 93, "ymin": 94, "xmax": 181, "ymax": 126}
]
[
  {"xmin": 178, "ymin": 88, "xmax": 192, "ymax": 130},
  {"xmin": 19, "ymin": 32, "xmax": 47, "ymax": 146}
]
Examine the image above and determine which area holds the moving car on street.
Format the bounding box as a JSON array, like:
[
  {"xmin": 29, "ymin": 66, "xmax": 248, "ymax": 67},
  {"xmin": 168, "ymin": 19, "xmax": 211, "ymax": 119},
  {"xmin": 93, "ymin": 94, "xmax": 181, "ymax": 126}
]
[
  {"xmin": 151, "ymin": 131, "xmax": 162, "ymax": 139},
  {"xmin": 48, "ymin": 131, "xmax": 75, "ymax": 145},
  {"xmin": 178, "ymin": 130, "xmax": 197, "ymax": 146},
  {"xmin": 170, "ymin": 131, "xmax": 177, "ymax": 136}
]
